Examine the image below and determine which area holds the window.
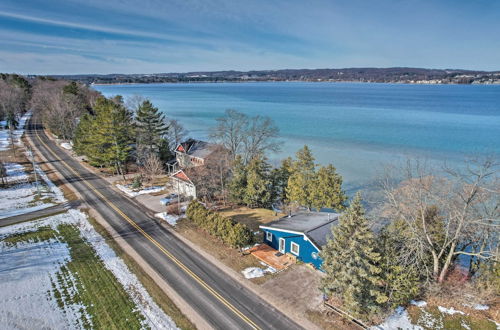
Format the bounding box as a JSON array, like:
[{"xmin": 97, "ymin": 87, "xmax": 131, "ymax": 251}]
[
  {"xmin": 311, "ymin": 252, "xmax": 318, "ymax": 260},
  {"xmin": 290, "ymin": 242, "xmax": 300, "ymax": 256},
  {"xmin": 266, "ymin": 231, "xmax": 273, "ymax": 242}
]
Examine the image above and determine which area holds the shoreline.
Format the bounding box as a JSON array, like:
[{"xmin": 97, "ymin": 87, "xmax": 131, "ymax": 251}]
[{"xmin": 91, "ymin": 80, "xmax": 500, "ymax": 86}]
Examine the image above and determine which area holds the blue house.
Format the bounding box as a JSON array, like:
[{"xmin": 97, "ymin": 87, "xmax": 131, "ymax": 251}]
[{"xmin": 260, "ymin": 211, "xmax": 339, "ymax": 270}]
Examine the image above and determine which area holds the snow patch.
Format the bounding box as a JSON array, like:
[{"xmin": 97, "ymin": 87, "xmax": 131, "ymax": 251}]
[
  {"xmin": 473, "ymin": 304, "xmax": 489, "ymax": 311},
  {"xmin": 3, "ymin": 163, "xmax": 30, "ymax": 183},
  {"xmin": 155, "ymin": 212, "xmax": 181, "ymax": 226},
  {"xmin": 116, "ymin": 184, "xmax": 164, "ymax": 197},
  {"xmin": 411, "ymin": 300, "xmax": 427, "ymax": 307},
  {"xmin": 372, "ymin": 307, "xmax": 423, "ymax": 330},
  {"xmin": 60, "ymin": 142, "xmax": 72, "ymax": 150},
  {"xmin": 438, "ymin": 306, "xmax": 466, "ymax": 315},
  {"xmin": 242, "ymin": 267, "xmax": 265, "ymax": 279}
]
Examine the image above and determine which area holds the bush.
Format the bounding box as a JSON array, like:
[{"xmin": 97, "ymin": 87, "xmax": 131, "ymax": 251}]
[
  {"xmin": 186, "ymin": 200, "xmax": 253, "ymax": 248},
  {"xmin": 166, "ymin": 203, "xmax": 181, "ymax": 215}
]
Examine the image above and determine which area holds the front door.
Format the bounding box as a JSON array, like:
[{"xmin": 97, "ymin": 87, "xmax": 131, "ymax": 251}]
[{"xmin": 279, "ymin": 238, "xmax": 285, "ymax": 253}]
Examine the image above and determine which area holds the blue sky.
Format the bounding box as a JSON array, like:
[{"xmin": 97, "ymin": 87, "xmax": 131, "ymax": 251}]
[{"xmin": 0, "ymin": 0, "xmax": 499, "ymax": 74}]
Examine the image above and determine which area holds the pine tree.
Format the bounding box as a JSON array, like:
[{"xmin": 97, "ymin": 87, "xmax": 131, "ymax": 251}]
[
  {"xmin": 244, "ymin": 155, "xmax": 272, "ymax": 208},
  {"xmin": 320, "ymin": 193, "xmax": 387, "ymax": 318},
  {"xmin": 228, "ymin": 155, "xmax": 247, "ymax": 204},
  {"xmin": 312, "ymin": 164, "xmax": 347, "ymax": 211},
  {"xmin": 73, "ymin": 97, "xmax": 134, "ymax": 176},
  {"xmin": 135, "ymin": 100, "xmax": 168, "ymax": 161},
  {"xmin": 286, "ymin": 145, "xmax": 316, "ymax": 209},
  {"xmin": 270, "ymin": 157, "xmax": 293, "ymax": 203}
]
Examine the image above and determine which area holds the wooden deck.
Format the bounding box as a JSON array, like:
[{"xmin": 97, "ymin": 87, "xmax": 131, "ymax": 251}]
[{"xmin": 249, "ymin": 244, "xmax": 294, "ymax": 271}]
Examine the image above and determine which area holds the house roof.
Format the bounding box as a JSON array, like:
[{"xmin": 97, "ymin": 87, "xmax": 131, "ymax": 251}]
[
  {"xmin": 260, "ymin": 211, "xmax": 339, "ymax": 249},
  {"xmin": 171, "ymin": 170, "xmax": 193, "ymax": 184},
  {"xmin": 176, "ymin": 139, "xmax": 216, "ymax": 159}
]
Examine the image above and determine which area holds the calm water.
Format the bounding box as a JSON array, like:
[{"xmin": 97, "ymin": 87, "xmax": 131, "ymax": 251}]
[{"xmin": 94, "ymin": 82, "xmax": 500, "ymax": 192}]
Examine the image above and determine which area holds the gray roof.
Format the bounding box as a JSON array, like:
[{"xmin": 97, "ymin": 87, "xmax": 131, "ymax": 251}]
[
  {"xmin": 261, "ymin": 211, "xmax": 339, "ymax": 249},
  {"xmin": 177, "ymin": 139, "xmax": 217, "ymax": 159}
]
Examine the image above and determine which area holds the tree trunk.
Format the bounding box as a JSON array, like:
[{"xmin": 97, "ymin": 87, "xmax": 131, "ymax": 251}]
[{"xmin": 438, "ymin": 242, "xmax": 456, "ymax": 283}]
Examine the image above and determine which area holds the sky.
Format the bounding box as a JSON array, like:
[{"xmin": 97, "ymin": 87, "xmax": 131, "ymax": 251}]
[{"xmin": 0, "ymin": 0, "xmax": 499, "ymax": 74}]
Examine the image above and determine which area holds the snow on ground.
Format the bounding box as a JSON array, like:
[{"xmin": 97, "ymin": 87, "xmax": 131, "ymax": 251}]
[
  {"xmin": 0, "ymin": 112, "xmax": 31, "ymax": 151},
  {"xmin": 438, "ymin": 306, "xmax": 466, "ymax": 315},
  {"xmin": 371, "ymin": 307, "xmax": 423, "ymax": 330},
  {"xmin": 473, "ymin": 304, "xmax": 489, "ymax": 311},
  {"xmin": 0, "ymin": 182, "xmax": 55, "ymax": 219},
  {"xmin": 242, "ymin": 263, "xmax": 276, "ymax": 279},
  {"xmin": 242, "ymin": 267, "xmax": 265, "ymax": 279},
  {"xmin": 0, "ymin": 210, "xmax": 178, "ymax": 329},
  {"xmin": 0, "ymin": 215, "xmax": 88, "ymax": 329},
  {"xmin": 4, "ymin": 163, "xmax": 30, "ymax": 183},
  {"xmin": 74, "ymin": 210, "xmax": 177, "ymax": 329},
  {"xmin": 116, "ymin": 184, "xmax": 165, "ymax": 197},
  {"xmin": 60, "ymin": 142, "xmax": 72, "ymax": 150},
  {"xmin": 0, "ymin": 161, "xmax": 63, "ymax": 219},
  {"xmin": 155, "ymin": 212, "xmax": 182, "ymax": 226},
  {"xmin": 411, "ymin": 300, "xmax": 428, "ymax": 307}
]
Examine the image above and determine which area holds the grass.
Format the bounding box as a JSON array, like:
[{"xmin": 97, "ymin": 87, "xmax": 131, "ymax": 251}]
[
  {"xmin": 219, "ymin": 206, "xmax": 283, "ymax": 231},
  {"xmin": 86, "ymin": 215, "xmax": 196, "ymax": 330},
  {"xmin": 407, "ymin": 305, "xmax": 498, "ymax": 330},
  {"xmin": 2, "ymin": 223, "xmax": 146, "ymax": 329},
  {"xmin": 3, "ymin": 225, "xmax": 55, "ymax": 245}
]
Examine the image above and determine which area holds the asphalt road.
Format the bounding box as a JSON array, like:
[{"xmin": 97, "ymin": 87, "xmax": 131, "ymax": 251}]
[
  {"xmin": 27, "ymin": 116, "xmax": 302, "ymax": 330},
  {"xmin": 0, "ymin": 201, "xmax": 77, "ymax": 227}
]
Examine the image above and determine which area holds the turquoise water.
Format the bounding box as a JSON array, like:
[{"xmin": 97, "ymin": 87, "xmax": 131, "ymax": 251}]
[{"xmin": 94, "ymin": 82, "xmax": 500, "ymax": 191}]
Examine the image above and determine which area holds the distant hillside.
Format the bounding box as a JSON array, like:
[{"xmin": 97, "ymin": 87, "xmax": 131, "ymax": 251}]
[{"xmin": 48, "ymin": 67, "xmax": 500, "ymax": 85}]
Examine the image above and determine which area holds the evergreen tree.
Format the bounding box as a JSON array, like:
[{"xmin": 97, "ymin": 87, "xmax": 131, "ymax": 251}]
[
  {"xmin": 135, "ymin": 100, "xmax": 168, "ymax": 161},
  {"xmin": 286, "ymin": 146, "xmax": 316, "ymax": 210},
  {"xmin": 320, "ymin": 193, "xmax": 387, "ymax": 318},
  {"xmin": 73, "ymin": 97, "xmax": 134, "ymax": 176},
  {"xmin": 270, "ymin": 157, "xmax": 293, "ymax": 203},
  {"xmin": 380, "ymin": 221, "xmax": 421, "ymax": 308},
  {"xmin": 228, "ymin": 155, "xmax": 247, "ymax": 204},
  {"xmin": 311, "ymin": 164, "xmax": 347, "ymax": 211},
  {"xmin": 244, "ymin": 155, "xmax": 272, "ymax": 208}
]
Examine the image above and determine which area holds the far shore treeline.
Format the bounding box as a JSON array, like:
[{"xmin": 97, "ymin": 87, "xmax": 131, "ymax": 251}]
[{"xmin": 0, "ymin": 73, "xmax": 498, "ymax": 324}]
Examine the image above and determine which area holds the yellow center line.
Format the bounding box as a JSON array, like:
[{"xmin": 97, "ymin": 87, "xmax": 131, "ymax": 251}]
[{"xmin": 32, "ymin": 123, "xmax": 261, "ymax": 330}]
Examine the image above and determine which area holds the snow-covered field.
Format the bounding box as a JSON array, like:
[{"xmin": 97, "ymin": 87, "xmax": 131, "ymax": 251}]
[
  {"xmin": 0, "ymin": 162, "xmax": 62, "ymax": 219},
  {"xmin": 0, "ymin": 111, "xmax": 65, "ymax": 219},
  {"xmin": 0, "ymin": 210, "xmax": 178, "ymax": 329},
  {"xmin": 116, "ymin": 184, "xmax": 165, "ymax": 197}
]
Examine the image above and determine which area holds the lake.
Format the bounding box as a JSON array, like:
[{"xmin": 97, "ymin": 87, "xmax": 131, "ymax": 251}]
[{"xmin": 94, "ymin": 82, "xmax": 500, "ymax": 192}]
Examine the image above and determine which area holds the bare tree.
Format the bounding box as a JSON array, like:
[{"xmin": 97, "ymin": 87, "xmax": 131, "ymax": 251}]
[
  {"xmin": 381, "ymin": 158, "xmax": 499, "ymax": 283},
  {"xmin": 210, "ymin": 109, "xmax": 281, "ymax": 163},
  {"xmin": 125, "ymin": 94, "xmax": 146, "ymax": 113},
  {"xmin": 139, "ymin": 153, "xmax": 165, "ymax": 183},
  {"xmin": 185, "ymin": 146, "xmax": 232, "ymax": 205},
  {"xmin": 166, "ymin": 119, "xmax": 188, "ymax": 150}
]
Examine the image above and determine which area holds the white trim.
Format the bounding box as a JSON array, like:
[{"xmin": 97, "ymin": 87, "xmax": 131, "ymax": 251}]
[
  {"xmin": 290, "ymin": 242, "xmax": 300, "ymax": 256},
  {"xmin": 278, "ymin": 238, "xmax": 285, "ymax": 253},
  {"xmin": 259, "ymin": 226, "xmax": 304, "ymax": 236},
  {"xmin": 304, "ymin": 234, "xmax": 322, "ymax": 252},
  {"xmin": 260, "ymin": 226, "xmax": 323, "ymax": 252},
  {"xmin": 266, "ymin": 231, "xmax": 273, "ymax": 242}
]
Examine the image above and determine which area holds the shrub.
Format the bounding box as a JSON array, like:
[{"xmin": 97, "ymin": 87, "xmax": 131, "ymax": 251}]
[{"xmin": 186, "ymin": 200, "xmax": 253, "ymax": 248}]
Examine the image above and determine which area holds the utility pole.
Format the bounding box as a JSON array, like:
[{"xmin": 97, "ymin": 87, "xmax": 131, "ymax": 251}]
[{"xmin": 27, "ymin": 146, "xmax": 40, "ymax": 197}]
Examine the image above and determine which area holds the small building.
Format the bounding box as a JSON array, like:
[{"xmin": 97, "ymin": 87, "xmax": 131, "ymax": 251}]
[
  {"xmin": 174, "ymin": 139, "xmax": 217, "ymax": 168},
  {"xmin": 169, "ymin": 169, "xmax": 196, "ymax": 199},
  {"xmin": 259, "ymin": 212, "xmax": 339, "ymax": 269}
]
